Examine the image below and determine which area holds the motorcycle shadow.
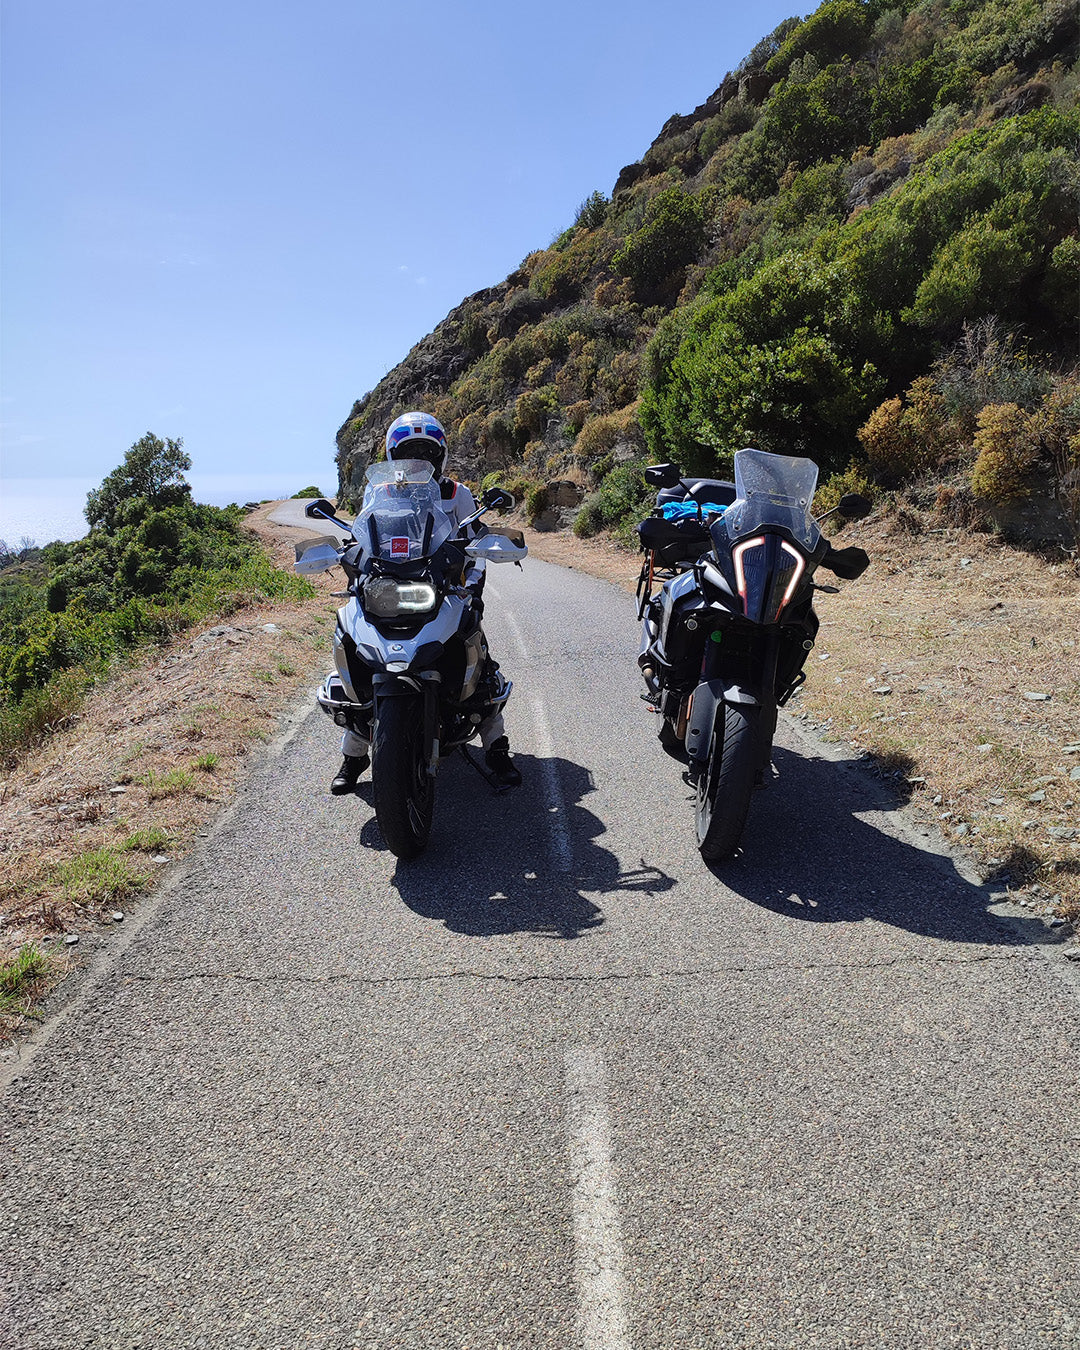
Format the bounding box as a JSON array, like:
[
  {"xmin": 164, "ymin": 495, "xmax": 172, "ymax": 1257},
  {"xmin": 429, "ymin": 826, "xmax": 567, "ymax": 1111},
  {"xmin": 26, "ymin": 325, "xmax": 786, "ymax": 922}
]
[
  {"xmin": 707, "ymin": 744, "xmax": 1041, "ymax": 949},
  {"xmin": 385, "ymin": 752, "xmax": 671, "ymax": 939}
]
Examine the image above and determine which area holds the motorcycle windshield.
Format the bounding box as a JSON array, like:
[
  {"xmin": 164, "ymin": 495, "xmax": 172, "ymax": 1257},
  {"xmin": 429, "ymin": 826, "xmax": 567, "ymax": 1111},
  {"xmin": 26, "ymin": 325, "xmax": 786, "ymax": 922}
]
[
  {"xmin": 718, "ymin": 448, "xmax": 821, "ymax": 552},
  {"xmin": 356, "ymin": 460, "xmax": 454, "ymax": 562}
]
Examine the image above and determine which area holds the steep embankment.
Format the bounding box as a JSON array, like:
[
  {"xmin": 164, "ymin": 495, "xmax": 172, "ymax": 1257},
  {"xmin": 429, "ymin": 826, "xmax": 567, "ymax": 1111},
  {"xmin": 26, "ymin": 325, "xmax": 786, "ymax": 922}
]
[{"xmin": 335, "ymin": 0, "xmax": 1077, "ymax": 549}]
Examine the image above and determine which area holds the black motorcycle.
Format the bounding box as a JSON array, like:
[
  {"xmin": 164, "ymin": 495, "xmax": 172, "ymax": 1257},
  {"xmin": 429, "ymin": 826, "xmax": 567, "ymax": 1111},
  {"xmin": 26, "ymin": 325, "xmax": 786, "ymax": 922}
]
[{"xmin": 636, "ymin": 447, "xmax": 871, "ymax": 861}]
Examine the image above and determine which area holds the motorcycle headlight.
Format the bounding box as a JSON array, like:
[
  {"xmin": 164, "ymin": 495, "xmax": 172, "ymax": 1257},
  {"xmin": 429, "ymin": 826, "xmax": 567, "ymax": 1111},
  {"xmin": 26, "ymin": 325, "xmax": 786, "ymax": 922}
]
[
  {"xmin": 732, "ymin": 536, "xmax": 806, "ymax": 623},
  {"xmin": 362, "ymin": 578, "xmax": 438, "ymax": 618}
]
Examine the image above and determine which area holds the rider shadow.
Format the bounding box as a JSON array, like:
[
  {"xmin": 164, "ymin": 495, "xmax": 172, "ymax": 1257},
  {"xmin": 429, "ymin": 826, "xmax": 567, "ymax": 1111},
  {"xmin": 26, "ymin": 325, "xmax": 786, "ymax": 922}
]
[
  {"xmin": 707, "ymin": 743, "xmax": 1044, "ymax": 950},
  {"xmin": 379, "ymin": 752, "xmax": 675, "ymax": 939}
]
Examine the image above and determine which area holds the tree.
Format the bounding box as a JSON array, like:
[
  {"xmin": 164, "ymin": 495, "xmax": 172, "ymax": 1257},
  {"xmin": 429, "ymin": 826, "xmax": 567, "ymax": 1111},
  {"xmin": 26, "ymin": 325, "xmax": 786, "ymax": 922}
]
[{"xmin": 85, "ymin": 433, "xmax": 192, "ymax": 533}]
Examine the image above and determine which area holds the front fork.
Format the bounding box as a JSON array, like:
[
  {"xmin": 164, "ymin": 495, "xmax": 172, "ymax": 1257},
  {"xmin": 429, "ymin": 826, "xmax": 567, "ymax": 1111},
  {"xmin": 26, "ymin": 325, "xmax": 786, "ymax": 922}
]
[{"xmin": 372, "ymin": 669, "xmax": 442, "ymax": 775}]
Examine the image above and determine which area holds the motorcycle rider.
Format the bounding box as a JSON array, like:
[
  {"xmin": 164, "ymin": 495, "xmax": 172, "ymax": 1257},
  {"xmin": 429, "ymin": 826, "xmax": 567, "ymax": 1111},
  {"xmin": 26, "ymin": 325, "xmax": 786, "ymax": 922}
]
[{"xmin": 330, "ymin": 410, "xmax": 523, "ymax": 794}]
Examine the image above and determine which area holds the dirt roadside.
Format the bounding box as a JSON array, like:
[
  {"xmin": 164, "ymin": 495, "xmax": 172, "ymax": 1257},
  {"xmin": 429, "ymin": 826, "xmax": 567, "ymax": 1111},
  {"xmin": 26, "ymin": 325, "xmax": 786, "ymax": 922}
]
[
  {"xmin": 3, "ymin": 505, "xmax": 1077, "ymax": 1032},
  {"xmin": 0, "ymin": 505, "xmax": 342, "ymax": 1032}
]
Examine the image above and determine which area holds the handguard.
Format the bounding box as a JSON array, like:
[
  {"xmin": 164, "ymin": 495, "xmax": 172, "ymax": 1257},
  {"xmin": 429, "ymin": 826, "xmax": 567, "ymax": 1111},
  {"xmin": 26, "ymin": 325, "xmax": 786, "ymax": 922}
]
[{"xmin": 821, "ymin": 544, "xmax": 870, "ymax": 580}]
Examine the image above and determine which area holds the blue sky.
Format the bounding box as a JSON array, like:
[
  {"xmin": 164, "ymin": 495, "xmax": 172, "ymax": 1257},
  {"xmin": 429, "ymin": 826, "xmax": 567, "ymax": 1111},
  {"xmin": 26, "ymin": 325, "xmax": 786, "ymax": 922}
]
[{"xmin": 1, "ymin": 0, "xmax": 799, "ymax": 493}]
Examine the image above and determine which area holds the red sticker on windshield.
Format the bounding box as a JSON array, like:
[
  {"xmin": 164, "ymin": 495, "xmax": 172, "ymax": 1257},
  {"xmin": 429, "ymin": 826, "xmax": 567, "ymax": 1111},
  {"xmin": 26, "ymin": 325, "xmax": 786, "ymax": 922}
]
[{"xmin": 390, "ymin": 537, "xmax": 409, "ymax": 557}]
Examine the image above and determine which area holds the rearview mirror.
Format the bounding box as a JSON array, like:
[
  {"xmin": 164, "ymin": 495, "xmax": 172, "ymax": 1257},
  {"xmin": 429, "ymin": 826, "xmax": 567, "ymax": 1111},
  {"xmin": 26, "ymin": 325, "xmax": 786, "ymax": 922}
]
[
  {"xmin": 837, "ymin": 493, "xmax": 872, "ymax": 520},
  {"xmin": 644, "ymin": 463, "xmax": 683, "ymax": 488},
  {"xmin": 304, "ymin": 498, "xmax": 337, "ymax": 520}
]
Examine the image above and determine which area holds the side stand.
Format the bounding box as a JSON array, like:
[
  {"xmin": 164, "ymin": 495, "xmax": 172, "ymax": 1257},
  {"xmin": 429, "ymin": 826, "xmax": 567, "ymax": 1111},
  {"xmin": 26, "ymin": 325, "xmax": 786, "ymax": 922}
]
[{"xmin": 459, "ymin": 743, "xmax": 514, "ymax": 795}]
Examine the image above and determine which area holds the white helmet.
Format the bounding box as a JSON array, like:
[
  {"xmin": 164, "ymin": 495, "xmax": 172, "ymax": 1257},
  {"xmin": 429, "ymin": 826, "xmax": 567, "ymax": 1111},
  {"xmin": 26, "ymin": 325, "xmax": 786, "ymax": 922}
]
[{"xmin": 385, "ymin": 411, "xmax": 449, "ymax": 477}]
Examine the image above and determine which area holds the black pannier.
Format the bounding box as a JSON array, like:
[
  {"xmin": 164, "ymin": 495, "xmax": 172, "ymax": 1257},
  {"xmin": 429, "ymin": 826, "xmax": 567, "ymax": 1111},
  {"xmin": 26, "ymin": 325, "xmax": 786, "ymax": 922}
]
[{"xmin": 637, "ymin": 515, "xmax": 710, "ymax": 567}]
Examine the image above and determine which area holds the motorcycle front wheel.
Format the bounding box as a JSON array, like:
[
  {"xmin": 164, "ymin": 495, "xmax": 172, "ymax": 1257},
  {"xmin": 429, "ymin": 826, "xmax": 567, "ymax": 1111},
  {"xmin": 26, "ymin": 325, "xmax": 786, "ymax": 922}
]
[
  {"xmin": 372, "ymin": 695, "xmax": 434, "ymax": 860},
  {"xmin": 695, "ymin": 703, "xmax": 762, "ymax": 861}
]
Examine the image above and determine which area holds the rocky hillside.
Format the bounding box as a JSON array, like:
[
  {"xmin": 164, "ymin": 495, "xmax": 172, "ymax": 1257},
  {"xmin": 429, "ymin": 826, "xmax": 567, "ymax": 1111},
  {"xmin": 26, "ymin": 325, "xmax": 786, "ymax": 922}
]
[{"xmin": 336, "ymin": 0, "xmax": 1078, "ymax": 544}]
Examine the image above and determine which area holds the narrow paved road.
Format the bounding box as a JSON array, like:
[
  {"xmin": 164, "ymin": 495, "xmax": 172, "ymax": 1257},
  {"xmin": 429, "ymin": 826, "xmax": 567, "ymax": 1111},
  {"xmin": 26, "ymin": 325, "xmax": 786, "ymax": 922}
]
[{"xmin": 3, "ymin": 559, "xmax": 1078, "ymax": 1349}]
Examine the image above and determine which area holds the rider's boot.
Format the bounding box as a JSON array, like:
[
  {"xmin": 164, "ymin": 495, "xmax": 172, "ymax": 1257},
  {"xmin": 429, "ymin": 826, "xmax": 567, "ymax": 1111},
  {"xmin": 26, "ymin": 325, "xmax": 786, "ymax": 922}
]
[
  {"xmin": 484, "ymin": 736, "xmax": 522, "ymax": 789},
  {"xmin": 330, "ymin": 754, "xmax": 369, "ymax": 795}
]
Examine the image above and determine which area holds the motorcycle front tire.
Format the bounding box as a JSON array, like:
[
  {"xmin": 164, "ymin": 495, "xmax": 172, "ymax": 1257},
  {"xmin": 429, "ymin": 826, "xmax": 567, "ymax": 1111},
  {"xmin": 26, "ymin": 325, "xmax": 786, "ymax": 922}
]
[
  {"xmin": 372, "ymin": 695, "xmax": 434, "ymax": 860},
  {"xmin": 695, "ymin": 702, "xmax": 762, "ymax": 861}
]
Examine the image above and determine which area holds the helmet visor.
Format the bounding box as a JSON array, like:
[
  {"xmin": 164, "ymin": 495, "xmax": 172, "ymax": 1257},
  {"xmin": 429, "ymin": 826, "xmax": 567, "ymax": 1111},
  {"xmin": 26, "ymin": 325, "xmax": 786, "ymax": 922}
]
[{"xmin": 387, "ymin": 434, "xmax": 444, "ymax": 468}]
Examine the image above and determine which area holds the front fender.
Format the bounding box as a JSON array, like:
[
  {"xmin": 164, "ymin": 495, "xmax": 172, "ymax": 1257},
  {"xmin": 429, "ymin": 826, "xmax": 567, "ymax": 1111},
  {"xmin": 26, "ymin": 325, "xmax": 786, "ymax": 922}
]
[{"xmin": 684, "ymin": 679, "xmax": 761, "ymax": 763}]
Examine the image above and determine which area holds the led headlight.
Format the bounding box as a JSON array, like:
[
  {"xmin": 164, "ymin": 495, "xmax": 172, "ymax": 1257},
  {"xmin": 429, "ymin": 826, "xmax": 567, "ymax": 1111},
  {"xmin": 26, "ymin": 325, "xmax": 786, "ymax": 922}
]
[{"xmin": 362, "ymin": 578, "xmax": 437, "ymax": 618}]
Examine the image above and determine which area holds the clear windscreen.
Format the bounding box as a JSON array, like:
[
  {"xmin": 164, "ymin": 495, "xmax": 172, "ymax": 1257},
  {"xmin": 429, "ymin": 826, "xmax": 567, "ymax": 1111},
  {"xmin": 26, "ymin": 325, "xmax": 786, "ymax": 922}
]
[
  {"xmin": 356, "ymin": 459, "xmax": 453, "ymax": 561},
  {"xmin": 719, "ymin": 448, "xmax": 821, "ymax": 551}
]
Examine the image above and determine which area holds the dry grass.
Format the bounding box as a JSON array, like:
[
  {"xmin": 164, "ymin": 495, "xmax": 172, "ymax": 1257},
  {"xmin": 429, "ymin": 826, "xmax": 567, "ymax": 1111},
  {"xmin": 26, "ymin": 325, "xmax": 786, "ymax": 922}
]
[
  {"xmin": 0, "ymin": 505, "xmax": 339, "ymax": 1036},
  {"xmin": 794, "ymin": 517, "xmax": 1080, "ymax": 921},
  {"xmin": 525, "ymin": 516, "xmax": 1080, "ymax": 922}
]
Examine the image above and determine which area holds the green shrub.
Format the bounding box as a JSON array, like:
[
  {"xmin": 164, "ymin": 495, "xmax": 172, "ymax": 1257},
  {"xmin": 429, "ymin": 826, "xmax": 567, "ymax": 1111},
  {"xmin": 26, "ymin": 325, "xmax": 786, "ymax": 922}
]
[
  {"xmin": 564, "ymin": 401, "xmax": 591, "ymax": 435},
  {"xmin": 971, "ymin": 403, "xmax": 1040, "ymax": 503},
  {"xmin": 904, "ymin": 197, "xmax": 1042, "ymax": 330},
  {"xmin": 758, "ymin": 61, "xmax": 873, "ymax": 169},
  {"xmin": 573, "ymin": 462, "xmax": 654, "ymax": 545},
  {"xmin": 574, "ymin": 406, "xmax": 643, "ymax": 463},
  {"xmin": 514, "ymin": 386, "xmax": 559, "ymax": 440},
  {"xmin": 1041, "ymin": 234, "xmax": 1080, "ymax": 323},
  {"xmin": 0, "ymin": 667, "xmax": 89, "ymax": 769},
  {"xmin": 642, "ymin": 283, "xmax": 882, "ymax": 474},
  {"xmin": 858, "ymin": 396, "xmax": 939, "ymax": 485},
  {"xmin": 530, "ymin": 229, "xmax": 609, "ymax": 303},
  {"xmin": 525, "ymin": 485, "xmax": 551, "ymax": 523},
  {"xmin": 698, "ymin": 102, "xmax": 759, "ymax": 161},
  {"xmin": 575, "ymin": 191, "xmax": 609, "ymax": 230},
  {"xmin": 1038, "ymin": 372, "xmax": 1080, "ymax": 541},
  {"xmin": 291, "ymin": 486, "xmax": 324, "ymax": 499},
  {"xmin": 813, "ymin": 461, "xmax": 875, "ymax": 518},
  {"xmin": 612, "ymin": 188, "xmax": 708, "ymax": 296},
  {"xmin": 764, "ymin": 1, "xmax": 871, "ymax": 79}
]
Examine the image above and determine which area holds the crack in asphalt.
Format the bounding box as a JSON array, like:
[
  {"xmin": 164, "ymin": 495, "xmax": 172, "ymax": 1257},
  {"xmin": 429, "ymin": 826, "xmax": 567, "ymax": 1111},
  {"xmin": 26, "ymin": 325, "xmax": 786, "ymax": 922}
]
[{"xmin": 119, "ymin": 949, "xmax": 1042, "ymax": 988}]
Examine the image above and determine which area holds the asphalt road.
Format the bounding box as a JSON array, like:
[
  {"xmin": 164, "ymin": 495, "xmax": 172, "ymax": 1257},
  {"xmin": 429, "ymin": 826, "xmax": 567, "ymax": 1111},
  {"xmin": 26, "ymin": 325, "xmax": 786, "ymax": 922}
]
[{"xmin": 3, "ymin": 557, "xmax": 1079, "ymax": 1350}]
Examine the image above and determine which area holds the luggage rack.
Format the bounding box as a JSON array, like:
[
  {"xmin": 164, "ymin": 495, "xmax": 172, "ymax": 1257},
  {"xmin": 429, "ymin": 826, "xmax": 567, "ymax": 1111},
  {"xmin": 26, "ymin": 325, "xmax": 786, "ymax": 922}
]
[{"xmin": 634, "ymin": 513, "xmax": 712, "ymax": 619}]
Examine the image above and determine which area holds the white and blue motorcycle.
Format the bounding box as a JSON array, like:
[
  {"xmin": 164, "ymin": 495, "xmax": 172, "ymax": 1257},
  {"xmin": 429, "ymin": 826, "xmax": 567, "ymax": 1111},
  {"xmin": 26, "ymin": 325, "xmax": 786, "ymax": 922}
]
[{"xmin": 295, "ymin": 461, "xmax": 526, "ymax": 859}]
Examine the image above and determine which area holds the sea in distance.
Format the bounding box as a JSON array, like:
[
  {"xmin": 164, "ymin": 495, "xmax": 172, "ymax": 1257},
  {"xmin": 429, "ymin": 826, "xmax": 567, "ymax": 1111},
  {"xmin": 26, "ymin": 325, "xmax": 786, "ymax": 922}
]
[{"xmin": 0, "ymin": 471, "xmax": 330, "ymax": 547}]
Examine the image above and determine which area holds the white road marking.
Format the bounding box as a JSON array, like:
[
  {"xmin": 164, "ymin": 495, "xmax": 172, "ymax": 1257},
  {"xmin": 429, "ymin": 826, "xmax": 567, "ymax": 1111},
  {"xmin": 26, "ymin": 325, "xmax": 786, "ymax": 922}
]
[
  {"xmin": 503, "ymin": 607, "xmax": 529, "ymax": 659},
  {"xmin": 486, "ymin": 582, "xmax": 527, "ymax": 657},
  {"xmin": 565, "ymin": 1048, "xmax": 632, "ymax": 1350},
  {"xmin": 532, "ymin": 698, "xmax": 571, "ymax": 871}
]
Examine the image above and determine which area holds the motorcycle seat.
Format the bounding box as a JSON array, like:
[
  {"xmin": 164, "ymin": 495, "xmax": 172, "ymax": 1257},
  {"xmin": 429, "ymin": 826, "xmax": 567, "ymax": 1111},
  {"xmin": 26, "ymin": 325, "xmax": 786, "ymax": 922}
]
[{"xmin": 686, "ymin": 478, "xmax": 737, "ymax": 506}]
